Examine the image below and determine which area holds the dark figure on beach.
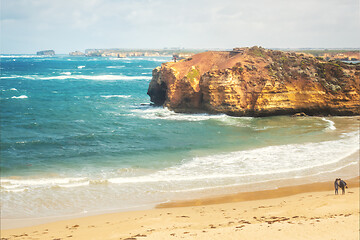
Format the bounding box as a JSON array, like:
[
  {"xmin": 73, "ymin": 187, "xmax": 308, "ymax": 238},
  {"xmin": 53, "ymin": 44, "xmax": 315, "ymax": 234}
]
[
  {"xmin": 339, "ymin": 178, "xmax": 348, "ymax": 195},
  {"xmin": 334, "ymin": 178, "xmax": 340, "ymax": 195}
]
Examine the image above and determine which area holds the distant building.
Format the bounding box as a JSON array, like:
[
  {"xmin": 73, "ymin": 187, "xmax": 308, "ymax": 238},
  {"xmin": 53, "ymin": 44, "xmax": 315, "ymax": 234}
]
[{"xmin": 36, "ymin": 50, "xmax": 55, "ymax": 56}]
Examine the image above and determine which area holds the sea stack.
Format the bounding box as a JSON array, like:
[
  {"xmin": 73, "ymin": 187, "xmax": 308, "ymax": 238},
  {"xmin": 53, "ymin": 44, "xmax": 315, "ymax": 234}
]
[
  {"xmin": 147, "ymin": 47, "xmax": 360, "ymax": 117},
  {"xmin": 36, "ymin": 50, "xmax": 55, "ymax": 56}
]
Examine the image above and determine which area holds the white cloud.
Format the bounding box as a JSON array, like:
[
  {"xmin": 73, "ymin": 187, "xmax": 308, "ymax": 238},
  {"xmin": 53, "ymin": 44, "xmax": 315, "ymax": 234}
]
[{"xmin": 1, "ymin": 0, "xmax": 359, "ymax": 53}]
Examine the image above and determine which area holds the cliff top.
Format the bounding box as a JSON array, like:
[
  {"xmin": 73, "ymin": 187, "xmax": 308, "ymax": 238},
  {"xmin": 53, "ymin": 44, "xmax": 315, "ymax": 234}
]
[
  {"xmin": 162, "ymin": 46, "xmax": 359, "ymax": 90},
  {"xmin": 163, "ymin": 47, "xmax": 321, "ymax": 79}
]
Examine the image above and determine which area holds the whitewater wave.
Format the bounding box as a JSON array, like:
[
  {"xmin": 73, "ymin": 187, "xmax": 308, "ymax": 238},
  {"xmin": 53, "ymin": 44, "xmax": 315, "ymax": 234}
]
[
  {"xmin": 0, "ymin": 88, "xmax": 18, "ymax": 91},
  {"xmin": 131, "ymin": 57, "xmax": 171, "ymax": 62},
  {"xmin": 107, "ymin": 133, "xmax": 358, "ymax": 185},
  {"xmin": 131, "ymin": 107, "xmax": 229, "ymax": 121},
  {"xmin": 0, "ymin": 55, "xmax": 45, "ymax": 58},
  {"xmin": 5, "ymin": 74, "xmax": 152, "ymax": 81},
  {"xmin": 0, "ymin": 177, "xmax": 88, "ymax": 192},
  {"xmin": 321, "ymin": 117, "xmax": 336, "ymax": 130},
  {"xmin": 162, "ymin": 161, "xmax": 359, "ymax": 193},
  {"xmin": 2, "ymin": 131, "xmax": 357, "ymax": 193},
  {"xmin": 147, "ymin": 58, "xmax": 171, "ymax": 62},
  {"xmin": 108, "ymin": 57, "xmax": 132, "ymax": 61},
  {"xmin": 0, "ymin": 76, "xmax": 18, "ymax": 79},
  {"xmin": 40, "ymin": 74, "xmax": 152, "ymax": 81},
  {"xmin": 101, "ymin": 95, "xmax": 131, "ymax": 99},
  {"xmin": 106, "ymin": 66, "xmax": 125, "ymax": 69},
  {"xmin": 60, "ymin": 72, "xmax": 72, "ymax": 75},
  {"xmin": 77, "ymin": 66, "xmax": 85, "ymax": 69},
  {"xmin": 11, "ymin": 95, "xmax": 28, "ymax": 99}
]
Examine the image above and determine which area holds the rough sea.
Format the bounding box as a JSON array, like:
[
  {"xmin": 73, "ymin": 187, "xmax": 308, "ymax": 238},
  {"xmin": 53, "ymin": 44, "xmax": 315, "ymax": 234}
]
[{"xmin": 0, "ymin": 55, "xmax": 359, "ymax": 221}]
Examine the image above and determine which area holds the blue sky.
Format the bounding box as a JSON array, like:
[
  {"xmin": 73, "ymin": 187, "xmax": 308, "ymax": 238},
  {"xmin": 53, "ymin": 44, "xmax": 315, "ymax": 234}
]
[{"xmin": 1, "ymin": 0, "xmax": 359, "ymax": 54}]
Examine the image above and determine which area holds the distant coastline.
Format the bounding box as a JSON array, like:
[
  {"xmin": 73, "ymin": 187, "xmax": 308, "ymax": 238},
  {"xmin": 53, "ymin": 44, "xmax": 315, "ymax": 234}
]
[
  {"xmin": 69, "ymin": 48, "xmax": 360, "ymax": 61},
  {"xmin": 68, "ymin": 48, "xmax": 203, "ymax": 58}
]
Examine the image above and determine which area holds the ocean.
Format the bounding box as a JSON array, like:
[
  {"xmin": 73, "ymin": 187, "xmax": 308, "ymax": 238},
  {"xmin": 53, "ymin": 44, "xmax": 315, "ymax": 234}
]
[{"xmin": 0, "ymin": 55, "xmax": 359, "ymax": 221}]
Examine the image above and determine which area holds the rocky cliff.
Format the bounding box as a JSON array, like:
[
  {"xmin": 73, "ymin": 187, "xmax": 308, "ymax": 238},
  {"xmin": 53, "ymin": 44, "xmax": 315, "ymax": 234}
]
[{"xmin": 147, "ymin": 47, "xmax": 360, "ymax": 116}]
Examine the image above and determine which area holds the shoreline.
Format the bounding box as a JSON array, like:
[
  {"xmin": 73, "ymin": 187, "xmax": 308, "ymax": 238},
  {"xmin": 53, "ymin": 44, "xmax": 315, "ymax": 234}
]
[
  {"xmin": 1, "ymin": 176, "xmax": 360, "ymax": 233},
  {"xmin": 1, "ymin": 153, "xmax": 358, "ymax": 230},
  {"xmin": 1, "ymin": 163, "xmax": 358, "ymax": 230},
  {"xmin": 1, "ymin": 117, "xmax": 358, "ymax": 231},
  {"xmin": 1, "ymin": 178, "xmax": 359, "ymax": 239},
  {"xmin": 157, "ymin": 176, "xmax": 360, "ymax": 208}
]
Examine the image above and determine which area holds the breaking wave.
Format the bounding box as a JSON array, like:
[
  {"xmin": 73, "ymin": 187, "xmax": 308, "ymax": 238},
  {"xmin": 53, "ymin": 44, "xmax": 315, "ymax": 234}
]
[
  {"xmin": 322, "ymin": 117, "xmax": 336, "ymax": 130},
  {"xmin": 101, "ymin": 95, "xmax": 131, "ymax": 99},
  {"xmin": 2, "ymin": 74, "xmax": 151, "ymax": 81},
  {"xmin": 11, "ymin": 95, "xmax": 28, "ymax": 99},
  {"xmin": 131, "ymin": 107, "xmax": 229, "ymax": 121},
  {"xmin": 2, "ymin": 131, "xmax": 357, "ymax": 193}
]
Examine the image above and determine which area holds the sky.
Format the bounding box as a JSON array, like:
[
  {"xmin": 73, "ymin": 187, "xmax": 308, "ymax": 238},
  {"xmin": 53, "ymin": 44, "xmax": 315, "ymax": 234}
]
[{"xmin": 1, "ymin": 0, "xmax": 359, "ymax": 54}]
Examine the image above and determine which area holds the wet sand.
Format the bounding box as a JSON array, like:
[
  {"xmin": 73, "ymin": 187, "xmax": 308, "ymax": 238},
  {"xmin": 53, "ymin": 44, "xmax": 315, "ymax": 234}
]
[{"xmin": 1, "ymin": 177, "xmax": 359, "ymax": 240}]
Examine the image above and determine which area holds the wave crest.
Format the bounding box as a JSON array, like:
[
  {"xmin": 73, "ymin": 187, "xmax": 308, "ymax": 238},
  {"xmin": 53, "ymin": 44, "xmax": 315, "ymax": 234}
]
[{"xmin": 11, "ymin": 95, "xmax": 28, "ymax": 99}]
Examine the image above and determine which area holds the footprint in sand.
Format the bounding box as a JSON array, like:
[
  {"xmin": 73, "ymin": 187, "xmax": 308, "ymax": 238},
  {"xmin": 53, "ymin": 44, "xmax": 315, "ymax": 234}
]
[{"xmin": 133, "ymin": 234, "xmax": 147, "ymax": 237}]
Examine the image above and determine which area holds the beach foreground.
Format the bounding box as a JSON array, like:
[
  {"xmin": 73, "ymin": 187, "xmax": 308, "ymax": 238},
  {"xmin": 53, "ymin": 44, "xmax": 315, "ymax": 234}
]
[{"xmin": 1, "ymin": 177, "xmax": 359, "ymax": 240}]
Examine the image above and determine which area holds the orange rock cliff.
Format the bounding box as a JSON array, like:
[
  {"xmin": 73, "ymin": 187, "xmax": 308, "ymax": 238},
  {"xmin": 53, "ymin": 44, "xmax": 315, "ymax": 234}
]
[{"xmin": 147, "ymin": 47, "xmax": 360, "ymax": 117}]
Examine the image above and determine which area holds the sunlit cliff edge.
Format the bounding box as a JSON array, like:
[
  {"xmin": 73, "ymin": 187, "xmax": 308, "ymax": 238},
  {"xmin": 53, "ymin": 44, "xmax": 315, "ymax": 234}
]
[{"xmin": 147, "ymin": 47, "xmax": 360, "ymax": 117}]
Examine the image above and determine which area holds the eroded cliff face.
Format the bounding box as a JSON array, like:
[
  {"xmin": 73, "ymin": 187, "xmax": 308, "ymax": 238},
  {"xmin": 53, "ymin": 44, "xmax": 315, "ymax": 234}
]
[{"xmin": 147, "ymin": 47, "xmax": 360, "ymax": 116}]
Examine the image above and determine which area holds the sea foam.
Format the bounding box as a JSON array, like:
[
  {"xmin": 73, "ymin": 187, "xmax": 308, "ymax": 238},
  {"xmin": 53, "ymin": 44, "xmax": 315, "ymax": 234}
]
[
  {"xmin": 0, "ymin": 55, "xmax": 43, "ymax": 58},
  {"xmin": 321, "ymin": 117, "xmax": 336, "ymax": 130},
  {"xmin": 4, "ymin": 130, "xmax": 355, "ymax": 192},
  {"xmin": 107, "ymin": 130, "xmax": 359, "ymax": 187},
  {"xmin": 101, "ymin": 95, "xmax": 131, "ymax": 99},
  {"xmin": 39, "ymin": 75, "xmax": 151, "ymax": 81},
  {"xmin": 106, "ymin": 66, "xmax": 125, "ymax": 69},
  {"xmin": 132, "ymin": 107, "xmax": 228, "ymax": 121},
  {"xmin": 11, "ymin": 95, "xmax": 28, "ymax": 99}
]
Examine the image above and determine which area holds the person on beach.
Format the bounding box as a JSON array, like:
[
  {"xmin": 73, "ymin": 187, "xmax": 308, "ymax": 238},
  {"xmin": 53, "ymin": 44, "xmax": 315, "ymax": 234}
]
[
  {"xmin": 338, "ymin": 178, "xmax": 348, "ymax": 195},
  {"xmin": 334, "ymin": 178, "xmax": 339, "ymax": 195}
]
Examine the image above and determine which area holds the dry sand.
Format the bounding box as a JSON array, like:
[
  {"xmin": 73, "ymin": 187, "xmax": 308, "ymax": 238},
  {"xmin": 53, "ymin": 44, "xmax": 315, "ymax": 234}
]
[{"xmin": 1, "ymin": 177, "xmax": 359, "ymax": 240}]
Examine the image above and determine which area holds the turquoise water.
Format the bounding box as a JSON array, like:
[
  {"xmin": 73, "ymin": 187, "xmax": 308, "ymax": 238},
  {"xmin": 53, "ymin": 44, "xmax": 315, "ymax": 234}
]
[{"xmin": 1, "ymin": 55, "xmax": 359, "ymax": 220}]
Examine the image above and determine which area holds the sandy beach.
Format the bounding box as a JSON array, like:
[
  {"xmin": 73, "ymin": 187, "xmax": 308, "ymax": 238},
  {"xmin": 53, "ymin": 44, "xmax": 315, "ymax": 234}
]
[{"xmin": 1, "ymin": 177, "xmax": 359, "ymax": 240}]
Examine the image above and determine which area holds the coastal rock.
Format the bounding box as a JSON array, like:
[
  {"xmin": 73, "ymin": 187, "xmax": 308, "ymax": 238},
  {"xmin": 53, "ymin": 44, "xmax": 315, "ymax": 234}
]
[
  {"xmin": 36, "ymin": 50, "xmax": 55, "ymax": 56},
  {"xmin": 69, "ymin": 51, "xmax": 85, "ymax": 56},
  {"xmin": 147, "ymin": 47, "xmax": 360, "ymax": 116}
]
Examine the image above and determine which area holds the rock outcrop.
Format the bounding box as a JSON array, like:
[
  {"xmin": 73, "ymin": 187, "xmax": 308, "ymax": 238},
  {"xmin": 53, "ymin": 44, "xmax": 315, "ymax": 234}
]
[
  {"xmin": 69, "ymin": 51, "xmax": 85, "ymax": 56},
  {"xmin": 36, "ymin": 50, "xmax": 55, "ymax": 56},
  {"xmin": 147, "ymin": 47, "xmax": 360, "ymax": 116}
]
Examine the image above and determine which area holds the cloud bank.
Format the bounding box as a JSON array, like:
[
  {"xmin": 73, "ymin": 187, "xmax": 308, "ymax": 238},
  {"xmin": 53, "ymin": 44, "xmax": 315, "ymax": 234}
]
[{"xmin": 1, "ymin": 0, "xmax": 359, "ymax": 53}]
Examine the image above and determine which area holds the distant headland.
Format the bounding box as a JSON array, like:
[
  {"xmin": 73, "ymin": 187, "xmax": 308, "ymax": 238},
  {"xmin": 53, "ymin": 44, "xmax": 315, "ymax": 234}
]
[{"xmin": 67, "ymin": 48, "xmax": 201, "ymax": 58}]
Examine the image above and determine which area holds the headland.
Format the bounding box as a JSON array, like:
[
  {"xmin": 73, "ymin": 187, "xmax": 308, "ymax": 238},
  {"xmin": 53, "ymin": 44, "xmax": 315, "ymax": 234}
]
[{"xmin": 148, "ymin": 47, "xmax": 360, "ymax": 117}]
